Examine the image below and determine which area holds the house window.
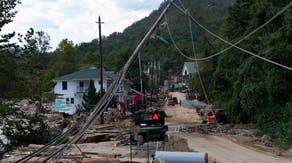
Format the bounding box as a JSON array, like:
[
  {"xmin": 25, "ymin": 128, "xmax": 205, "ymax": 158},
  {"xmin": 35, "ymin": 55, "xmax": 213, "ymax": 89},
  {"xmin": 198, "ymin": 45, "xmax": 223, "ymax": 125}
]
[
  {"xmin": 184, "ymin": 70, "xmax": 188, "ymax": 75},
  {"xmin": 66, "ymin": 98, "xmax": 69, "ymax": 104},
  {"xmin": 79, "ymin": 82, "xmax": 84, "ymax": 87},
  {"xmin": 70, "ymin": 98, "xmax": 74, "ymax": 104},
  {"xmin": 62, "ymin": 81, "xmax": 67, "ymax": 90}
]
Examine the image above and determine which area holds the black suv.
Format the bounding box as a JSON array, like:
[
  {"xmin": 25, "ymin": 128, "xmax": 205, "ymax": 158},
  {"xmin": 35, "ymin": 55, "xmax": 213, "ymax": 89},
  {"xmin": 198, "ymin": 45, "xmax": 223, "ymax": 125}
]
[{"xmin": 134, "ymin": 110, "xmax": 168, "ymax": 145}]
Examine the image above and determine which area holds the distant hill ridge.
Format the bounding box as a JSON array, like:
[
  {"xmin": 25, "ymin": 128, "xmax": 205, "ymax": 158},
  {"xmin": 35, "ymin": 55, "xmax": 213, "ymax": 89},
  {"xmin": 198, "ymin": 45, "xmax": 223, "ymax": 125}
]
[{"xmin": 76, "ymin": 0, "xmax": 236, "ymax": 79}]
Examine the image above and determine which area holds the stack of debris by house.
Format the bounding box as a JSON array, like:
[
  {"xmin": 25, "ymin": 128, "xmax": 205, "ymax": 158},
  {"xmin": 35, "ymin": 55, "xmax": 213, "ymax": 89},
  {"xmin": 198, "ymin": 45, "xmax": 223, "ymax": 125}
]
[{"xmin": 103, "ymin": 108, "xmax": 125, "ymax": 125}]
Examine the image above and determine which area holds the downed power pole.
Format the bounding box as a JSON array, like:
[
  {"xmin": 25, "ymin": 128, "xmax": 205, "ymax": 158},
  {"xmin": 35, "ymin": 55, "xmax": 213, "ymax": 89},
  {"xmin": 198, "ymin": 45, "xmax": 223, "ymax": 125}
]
[{"xmin": 39, "ymin": 0, "xmax": 174, "ymax": 162}]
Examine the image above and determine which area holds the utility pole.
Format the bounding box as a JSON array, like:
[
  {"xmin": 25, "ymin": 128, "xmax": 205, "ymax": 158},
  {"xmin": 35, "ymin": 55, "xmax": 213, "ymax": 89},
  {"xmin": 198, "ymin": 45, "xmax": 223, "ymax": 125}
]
[
  {"xmin": 138, "ymin": 52, "xmax": 144, "ymax": 108},
  {"xmin": 97, "ymin": 16, "xmax": 104, "ymax": 96}
]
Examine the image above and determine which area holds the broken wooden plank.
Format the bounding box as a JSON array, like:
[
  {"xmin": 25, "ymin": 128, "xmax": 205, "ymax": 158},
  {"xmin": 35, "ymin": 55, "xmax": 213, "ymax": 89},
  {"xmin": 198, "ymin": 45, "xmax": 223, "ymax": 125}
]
[
  {"xmin": 80, "ymin": 133, "xmax": 115, "ymax": 143},
  {"xmin": 82, "ymin": 152, "xmax": 121, "ymax": 158}
]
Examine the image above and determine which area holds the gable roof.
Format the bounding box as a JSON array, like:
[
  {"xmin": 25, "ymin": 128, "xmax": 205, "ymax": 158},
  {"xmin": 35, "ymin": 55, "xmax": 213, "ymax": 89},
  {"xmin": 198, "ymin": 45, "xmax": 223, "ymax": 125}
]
[
  {"xmin": 183, "ymin": 62, "xmax": 197, "ymax": 74},
  {"xmin": 53, "ymin": 67, "xmax": 115, "ymax": 81}
]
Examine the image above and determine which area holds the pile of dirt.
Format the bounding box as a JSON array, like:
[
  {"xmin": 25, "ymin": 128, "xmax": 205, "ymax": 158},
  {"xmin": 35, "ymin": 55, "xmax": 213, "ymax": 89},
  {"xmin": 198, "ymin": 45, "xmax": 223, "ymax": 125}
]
[
  {"xmin": 126, "ymin": 133, "xmax": 192, "ymax": 159},
  {"xmin": 182, "ymin": 124, "xmax": 258, "ymax": 137},
  {"xmin": 282, "ymin": 148, "xmax": 292, "ymax": 157},
  {"xmin": 103, "ymin": 108, "xmax": 125, "ymax": 124},
  {"xmin": 44, "ymin": 113, "xmax": 65, "ymax": 128},
  {"xmin": 255, "ymin": 134, "xmax": 272, "ymax": 147},
  {"xmin": 115, "ymin": 118, "xmax": 134, "ymax": 129},
  {"xmin": 163, "ymin": 134, "xmax": 193, "ymax": 152},
  {"xmin": 181, "ymin": 124, "xmax": 204, "ymax": 133}
]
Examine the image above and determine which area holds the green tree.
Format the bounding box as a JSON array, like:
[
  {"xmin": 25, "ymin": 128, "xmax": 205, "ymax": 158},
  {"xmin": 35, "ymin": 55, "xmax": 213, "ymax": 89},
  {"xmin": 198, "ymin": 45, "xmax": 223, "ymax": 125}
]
[
  {"xmin": 79, "ymin": 51, "xmax": 99, "ymax": 70},
  {"xmin": 81, "ymin": 52, "xmax": 99, "ymax": 64},
  {"xmin": 82, "ymin": 80, "xmax": 100, "ymax": 113},
  {"xmin": 50, "ymin": 39, "xmax": 77, "ymax": 77},
  {"xmin": 0, "ymin": 52, "xmax": 18, "ymax": 98},
  {"xmin": 0, "ymin": 0, "xmax": 21, "ymax": 98},
  {"xmin": 16, "ymin": 28, "xmax": 52, "ymax": 99},
  {"xmin": 0, "ymin": 103, "xmax": 59, "ymax": 153},
  {"xmin": 0, "ymin": 0, "xmax": 21, "ymax": 47},
  {"xmin": 213, "ymin": 0, "xmax": 292, "ymax": 147}
]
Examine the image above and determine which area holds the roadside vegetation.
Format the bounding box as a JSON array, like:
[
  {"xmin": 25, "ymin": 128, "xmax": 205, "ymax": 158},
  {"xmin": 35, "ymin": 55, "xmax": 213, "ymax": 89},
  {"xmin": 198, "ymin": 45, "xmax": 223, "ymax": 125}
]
[{"xmin": 0, "ymin": 103, "xmax": 59, "ymax": 154}]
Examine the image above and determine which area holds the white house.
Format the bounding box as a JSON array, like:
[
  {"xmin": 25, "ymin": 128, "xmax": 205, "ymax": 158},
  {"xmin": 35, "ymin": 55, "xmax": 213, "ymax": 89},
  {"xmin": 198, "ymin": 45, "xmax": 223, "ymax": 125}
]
[
  {"xmin": 53, "ymin": 67, "xmax": 115, "ymax": 115},
  {"xmin": 182, "ymin": 62, "xmax": 197, "ymax": 86}
]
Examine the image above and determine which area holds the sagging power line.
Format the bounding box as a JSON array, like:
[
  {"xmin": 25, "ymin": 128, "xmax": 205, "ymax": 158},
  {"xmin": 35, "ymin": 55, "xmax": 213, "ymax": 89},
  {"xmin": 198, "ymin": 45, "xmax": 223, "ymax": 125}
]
[
  {"xmin": 187, "ymin": 11, "xmax": 210, "ymax": 104},
  {"xmin": 169, "ymin": 1, "xmax": 292, "ymax": 71}
]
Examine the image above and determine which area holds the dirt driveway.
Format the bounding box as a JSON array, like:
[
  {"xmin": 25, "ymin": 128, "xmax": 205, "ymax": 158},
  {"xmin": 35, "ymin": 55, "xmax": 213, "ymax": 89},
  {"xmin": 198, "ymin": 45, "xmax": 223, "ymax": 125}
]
[{"xmin": 164, "ymin": 91, "xmax": 292, "ymax": 163}]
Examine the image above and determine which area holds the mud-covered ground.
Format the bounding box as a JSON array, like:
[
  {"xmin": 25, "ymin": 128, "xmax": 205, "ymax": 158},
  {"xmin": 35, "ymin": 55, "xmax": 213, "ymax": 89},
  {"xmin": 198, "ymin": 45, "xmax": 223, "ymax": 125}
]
[{"xmin": 166, "ymin": 91, "xmax": 292, "ymax": 163}]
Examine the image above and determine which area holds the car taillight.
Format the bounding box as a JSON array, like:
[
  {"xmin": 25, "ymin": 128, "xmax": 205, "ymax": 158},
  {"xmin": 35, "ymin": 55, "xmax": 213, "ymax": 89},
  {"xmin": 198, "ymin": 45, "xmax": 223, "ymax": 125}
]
[{"xmin": 152, "ymin": 113, "xmax": 159, "ymax": 120}]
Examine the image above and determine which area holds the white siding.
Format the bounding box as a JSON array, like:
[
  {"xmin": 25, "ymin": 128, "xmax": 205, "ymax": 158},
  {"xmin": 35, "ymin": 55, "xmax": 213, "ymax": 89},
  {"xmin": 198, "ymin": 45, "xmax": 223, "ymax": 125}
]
[
  {"xmin": 54, "ymin": 79, "xmax": 110, "ymax": 115},
  {"xmin": 54, "ymin": 81, "xmax": 77, "ymax": 96}
]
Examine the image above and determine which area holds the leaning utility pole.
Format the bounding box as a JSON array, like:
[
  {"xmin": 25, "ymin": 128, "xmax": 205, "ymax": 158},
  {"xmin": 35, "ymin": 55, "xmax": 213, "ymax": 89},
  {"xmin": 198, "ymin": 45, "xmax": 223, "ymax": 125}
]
[
  {"xmin": 138, "ymin": 52, "xmax": 144, "ymax": 108},
  {"xmin": 97, "ymin": 16, "xmax": 104, "ymax": 96}
]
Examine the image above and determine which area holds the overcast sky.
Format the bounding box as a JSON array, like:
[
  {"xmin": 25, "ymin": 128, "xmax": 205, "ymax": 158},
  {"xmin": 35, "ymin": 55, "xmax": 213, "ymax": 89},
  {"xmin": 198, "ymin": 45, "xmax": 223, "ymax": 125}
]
[{"xmin": 1, "ymin": 0, "xmax": 165, "ymax": 49}]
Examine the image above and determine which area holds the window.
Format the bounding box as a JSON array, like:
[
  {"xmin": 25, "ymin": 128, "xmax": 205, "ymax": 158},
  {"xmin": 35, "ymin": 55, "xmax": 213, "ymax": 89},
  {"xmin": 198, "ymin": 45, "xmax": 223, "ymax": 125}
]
[
  {"xmin": 79, "ymin": 82, "xmax": 84, "ymax": 87},
  {"xmin": 62, "ymin": 81, "xmax": 67, "ymax": 90},
  {"xmin": 70, "ymin": 98, "xmax": 74, "ymax": 104},
  {"xmin": 66, "ymin": 98, "xmax": 69, "ymax": 104}
]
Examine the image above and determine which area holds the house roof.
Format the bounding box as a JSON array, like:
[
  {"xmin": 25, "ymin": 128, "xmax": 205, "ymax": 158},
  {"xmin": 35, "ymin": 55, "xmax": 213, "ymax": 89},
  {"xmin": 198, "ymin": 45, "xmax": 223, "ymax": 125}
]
[
  {"xmin": 183, "ymin": 62, "xmax": 197, "ymax": 74},
  {"xmin": 53, "ymin": 67, "xmax": 115, "ymax": 81}
]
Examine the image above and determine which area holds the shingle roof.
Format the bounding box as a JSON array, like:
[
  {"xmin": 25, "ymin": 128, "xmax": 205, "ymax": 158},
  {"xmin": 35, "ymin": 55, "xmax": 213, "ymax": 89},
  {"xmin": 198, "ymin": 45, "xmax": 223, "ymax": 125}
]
[
  {"xmin": 53, "ymin": 67, "xmax": 115, "ymax": 81},
  {"xmin": 184, "ymin": 62, "xmax": 197, "ymax": 74}
]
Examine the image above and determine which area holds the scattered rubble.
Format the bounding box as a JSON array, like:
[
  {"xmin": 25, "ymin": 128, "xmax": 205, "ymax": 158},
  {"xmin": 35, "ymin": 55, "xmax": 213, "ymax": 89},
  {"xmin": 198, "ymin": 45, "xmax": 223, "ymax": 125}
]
[
  {"xmin": 103, "ymin": 108, "xmax": 125, "ymax": 125},
  {"xmin": 2, "ymin": 92, "xmax": 290, "ymax": 162},
  {"xmin": 163, "ymin": 134, "xmax": 192, "ymax": 152},
  {"xmin": 80, "ymin": 133, "xmax": 115, "ymax": 143},
  {"xmin": 181, "ymin": 123, "xmax": 290, "ymax": 157},
  {"xmin": 257, "ymin": 134, "xmax": 273, "ymax": 147}
]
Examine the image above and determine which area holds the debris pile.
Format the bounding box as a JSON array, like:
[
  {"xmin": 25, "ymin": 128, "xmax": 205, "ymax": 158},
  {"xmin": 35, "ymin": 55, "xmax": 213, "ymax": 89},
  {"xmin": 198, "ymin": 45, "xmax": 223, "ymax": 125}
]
[
  {"xmin": 103, "ymin": 108, "xmax": 125, "ymax": 124},
  {"xmin": 80, "ymin": 133, "xmax": 115, "ymax": 143},
  {"xmin": 163, "ymin": 134, "xmax": 192, "ymax": 152},
  {"xmin": 44, "ymin": 113, "xmax": 64, "ymax": 128},
  {"xmin": 257, "ymin": 134, "xmax": 272, "ymax": 147}
]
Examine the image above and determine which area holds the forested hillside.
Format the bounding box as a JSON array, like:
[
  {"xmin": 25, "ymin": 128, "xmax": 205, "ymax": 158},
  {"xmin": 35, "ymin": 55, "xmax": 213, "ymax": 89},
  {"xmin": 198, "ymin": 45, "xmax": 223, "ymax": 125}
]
[
  {"xmin": 76, "ymin": 0, "xmax": 236, "ymax": 81},
  {"xmin": 0, "ymin": 0, "xmax": 291, "ymax": 149},
  {"xmin": 214, "ymin": 0, "xmax": 292, "ymax": 148}
]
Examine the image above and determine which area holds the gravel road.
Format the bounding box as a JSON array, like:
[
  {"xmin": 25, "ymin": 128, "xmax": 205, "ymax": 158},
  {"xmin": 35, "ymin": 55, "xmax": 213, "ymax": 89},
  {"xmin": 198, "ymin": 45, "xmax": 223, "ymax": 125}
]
[{"xmin": 165, "ymin": 91, "xmax": 292, "ymax": 163}]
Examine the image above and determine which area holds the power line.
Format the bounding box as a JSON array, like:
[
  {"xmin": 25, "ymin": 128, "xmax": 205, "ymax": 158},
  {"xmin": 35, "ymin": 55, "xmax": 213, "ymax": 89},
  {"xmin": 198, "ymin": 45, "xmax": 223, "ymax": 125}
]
[
  {"xmin": 171, "ymin": 1, "xmax": 292, "ymax": 71},
  {"xmin": 187, "ymin": 11, "xmax": 210, "ymax": 104},
  {"xmin": 178, "ymin": 0, "xmax": 186, "ymax": 10},
  {"xmin": 165, "ymin": 18, "xmax": 195, "ymax": 60},
  {"xmin": 41, "ymin": 1, "xmax": 174, "ymax": 161}
]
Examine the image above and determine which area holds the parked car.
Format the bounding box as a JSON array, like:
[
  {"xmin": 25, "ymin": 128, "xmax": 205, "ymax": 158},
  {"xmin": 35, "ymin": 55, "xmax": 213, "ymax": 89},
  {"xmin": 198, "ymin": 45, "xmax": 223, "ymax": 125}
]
[
  {"xmin": 172, "ymin": 97, "xmax": 178, "ymax": 104},
  {"xmin": 214, "ymin": 109, "xmax": 228, "ymax": 123},
  {"xmin": 207, "ymin": 109, "xmax": 228, "ymax": 124},
  {"xmin": 186, "ymin": 90, "xmax": 196, "ymax": 100},
  {"xmin": 167, "ymin": 97, "xmax": 175, "ymax": 106}
]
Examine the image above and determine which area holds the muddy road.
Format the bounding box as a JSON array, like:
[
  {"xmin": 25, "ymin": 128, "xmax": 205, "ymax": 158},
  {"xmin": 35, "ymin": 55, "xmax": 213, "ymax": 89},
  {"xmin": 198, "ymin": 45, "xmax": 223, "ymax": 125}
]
[{"xmin": 165, "ymin": 92, "xmax": 292, "ymax": 163}]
